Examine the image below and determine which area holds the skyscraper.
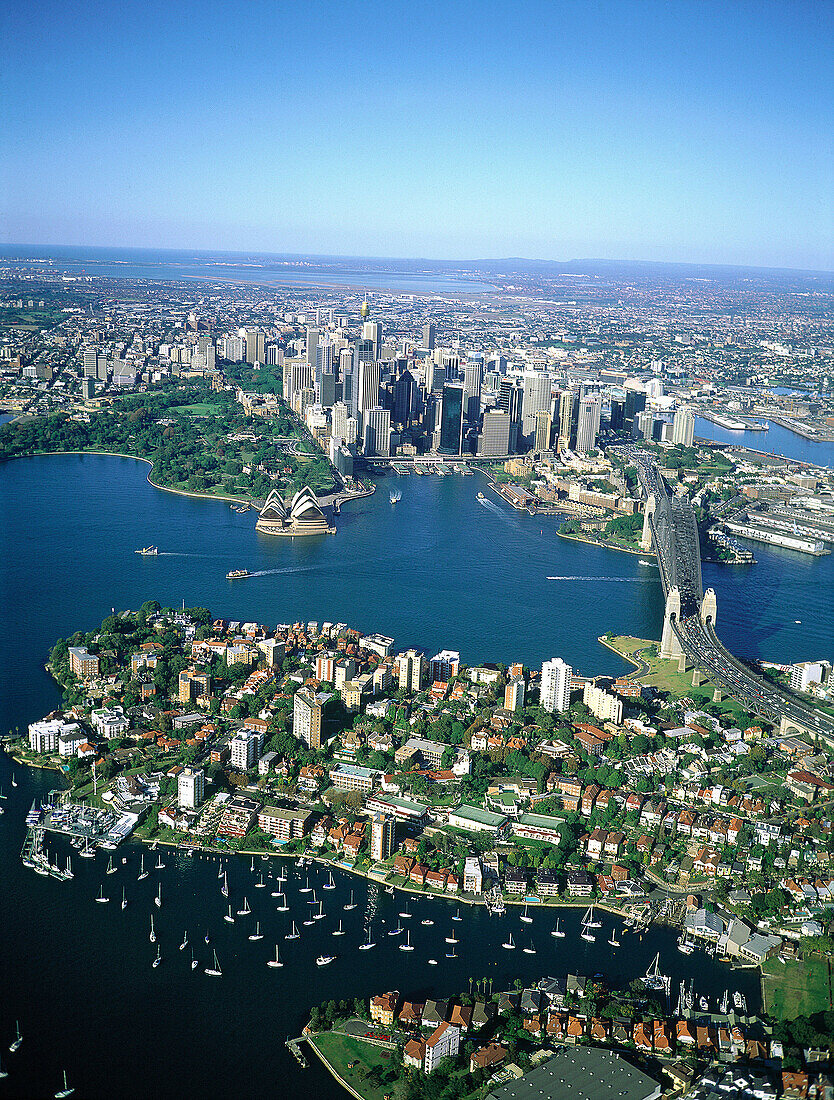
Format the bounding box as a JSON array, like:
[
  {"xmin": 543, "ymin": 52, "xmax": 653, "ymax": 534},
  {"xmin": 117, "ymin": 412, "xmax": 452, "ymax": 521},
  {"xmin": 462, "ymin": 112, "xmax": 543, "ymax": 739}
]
[
  {"xmin": 478, "ymin": 409, "xmax": 512, "ymax": 456},
  {"xmin": 363, "ymin": 406, "xmax": 391, "ymax": 457},
  {"xmin": 293, "ymin": 687, "xmax": 326, "ymax": 750},
  {"xmin": 358, "ymin": 358, "xmax": 381, "ymax": 418},
  {"xmin": 521, "ymin": 371, "xmax": 552, "ymax": 443},
  {"xmin": 534, "ymin": 410, "xmax": 553, "ymax": 452},
  {"xmin": 557, "ymin": 390, "xmax": 576, "ymax": 451},
  {"xmin": 672, "ymin": 404, "xmax": 695, "ymax": 447},
  {"xmin": 624, "ymin": 386, "xmax": 647, "ymax": 437},
  {"xmin": 396, "ymin": 649, "xmax": 426, "ymax": 692},
  {"xmin": 576, "ymin": 396, "xmax": 601, "ymax": 454},
  {"xmin": 305, "ymin": 326, "xmax": 320, "ymax": 366},
  {"xmin": 244, "ymin": 328, "xmax": 264, "ymax": 365},
  {"xmin": 463, "ymin": 361, "xmax": 482, "ymax": 423},
  {"xmin": 497, "ymin": 379, "xmax": 522, "ymax": 452},
  {"xmin": 371, "ymin": 813, "xmax": 396, "ymax": 861},
  {"xmin": 540, "ymin": 657, "xmax": 572, "ymax": 713},
  {"xmin": 438, "ymin": 383, "xmax": 464, "ymax": 454},
  {"xmin": 422, "ymin": 322, "xmax": 436, "ymax": 351}
]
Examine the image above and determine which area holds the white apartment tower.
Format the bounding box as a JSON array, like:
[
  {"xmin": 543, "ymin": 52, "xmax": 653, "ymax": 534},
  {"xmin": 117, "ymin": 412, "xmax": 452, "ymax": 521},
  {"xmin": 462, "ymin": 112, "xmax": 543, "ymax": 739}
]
[{"xmin": 540, "ymin": 657, "xmax": 572, "ymax": 712}]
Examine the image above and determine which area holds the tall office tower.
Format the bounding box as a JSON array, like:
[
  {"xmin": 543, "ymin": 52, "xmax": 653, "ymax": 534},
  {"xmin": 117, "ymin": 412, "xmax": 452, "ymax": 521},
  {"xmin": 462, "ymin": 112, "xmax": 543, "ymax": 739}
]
[
  {"xmin": 363, "ymin": 406, "xmax": 391, "ymax": 457},
  {"xmin": 331, "ymin": 401, "xmax": 349, "ymax": 443},
  {"xmin": 426, "ymin": 357, "xmax": 446, "ymax": 394},
  {"xmin": 576, "ymin": 396, "xmax": 602, "ymax": 454},
  {"xmin": 362, "ymin": 320, "xmax": 382, "ymax": 359},
  {"xmin": 487, "ymin": 353, "xmax": 507, "ymax": 375},
  {"xmin": 521, "ymin": 371, "xmax": 552, "ymax": 443},
  {"xmin": 83, "ymin": 348, "xmax": 98, "ymax": 377},
  {"xmin": 315, "ymin": 338, "xmax": 334, "ymax": 385},
  {"xmin": 289, "ymin": 361, "xmax": 313, "ymax": 406},
  {"xmin": 223, "ymin": 335, "xmax": 245, "ymax": 362},
  {"xmin": 623, "ymin": 386, "xmax": 647, "ymax": 437},
  {"xmin": 371, "ymin": 813, "xmax": 396, "ymax": 861},
  {"xmin": 305, "ymin": 326, "xmax": 320, "ymax": 365},
  {"xmin": 293, "ymin": 687, "xmax": 325, "ymax": 750},
  {"xmin": 244, "ymin": 328, "xmax": 265, "ymax": 365},
  {"xmin": 178, "ymin": 766, "xmax": 205, "ymax": 810},
  {"xmin": 497, "ymin": 379, "xmax": 522, "ymax": 452},
  {"xmin": 540, "ymin": 657, "xmax": 572, "ymax": 713},
  {"xmin": 609, "ymin": 394, "xmax": 625, "ymax": 431},
  {"xmin": 319, "ymin": 372, "xmax": 336, "ymax": 407},
  {"xmin": 478, "ymin": 409, "xmax": 512, "ymax": 456},
  {"xmin": 672, "ymin": 404, "xmax": 695, "ymax": 447},
  {"xmin": 534, "ymin": 410, "xmax": 553, "ymax": 452},
  {"xmin": 442, "ymin": 352, "xmax": 461, "ymax": 380},
  {"xmin": 557, "ymin": 389, "xmax": 577, "ymax": 450},
  {"xmin": 438, "ymin": 383, "xmax": 464, "ymax": 454},
  {"xmin": 422, "ymin": 322, "xmax": 436, "ymax": 350},
  {"xmin": 396, "ymin": 648, "xmax": 426, "ymax": 692},
  {"xmin": 340, "ymin": 349, "xmax": 357, "ymax": 419},
  {"xmin": 636, "ymin": 410, "xmax": 659, "ymax": 441},
  {"xmin": 266, "ymin": 344, "xmax": 282, "ymax": 367},
  {"xmin": 357, "ymin": 358, "xmax": 381, "ymax": 418},
  {"xmin": 463, "ymin": 361, "xmax": 482, "ymax": 423},
  {"xmin": 394, "ymin": 367, "xmax": 416, "ymax": 426}
]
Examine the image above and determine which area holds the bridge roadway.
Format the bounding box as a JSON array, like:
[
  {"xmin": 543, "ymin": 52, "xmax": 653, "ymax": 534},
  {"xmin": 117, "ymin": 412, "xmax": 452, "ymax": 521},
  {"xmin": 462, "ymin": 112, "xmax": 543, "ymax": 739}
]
[{"xmin": 630, "ymin": 449, "xmax": 834, "ymax": 741}]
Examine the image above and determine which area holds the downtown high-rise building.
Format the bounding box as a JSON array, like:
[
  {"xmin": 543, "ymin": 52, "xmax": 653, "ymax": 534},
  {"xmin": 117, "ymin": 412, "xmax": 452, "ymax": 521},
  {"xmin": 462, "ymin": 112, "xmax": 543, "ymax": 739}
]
[
  {"xmin": 521, "ymin": 371, "xmax": 552, "ymax": 443},
  {"xmin": 478, "ymin": 409, "xmax": 512, "ymax": 456},
  {"xmin": 422, "ymin": 322, "xmax": 436, "ymax": 351},
  {"xmin": 672, "ymin": 404, "xmax": 695, "ymax": 447},
  {"xmin": 357, "ymin": 358, "xmax": 381, "ymax": 419},
  {"xmin": 244, "ymin": 327, "xmax": 265, "ymax": 365},
  {"xmin": 463, "ymin": 361, "xmax": 482, "ymax": 423},
  {"xmin": 363, "ymin": 406, "xmax": 391, "ymax": 457},
  {"xmin": 576, "ymin": 396, "xmax": 602, "ymax": 454},
  {"xmin": 438, "ymin": 382, "xmax": 464, "ymax": 454},
  {"xmin": 540, "ymin": 657, "xmax": 572, "ymax": 713}
]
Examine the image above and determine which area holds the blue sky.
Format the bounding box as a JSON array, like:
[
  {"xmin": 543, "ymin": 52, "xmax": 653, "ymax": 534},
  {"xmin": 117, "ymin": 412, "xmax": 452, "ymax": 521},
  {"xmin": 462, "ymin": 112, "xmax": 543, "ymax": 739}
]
[{"xmin": 1, "ymin": 0, "xmax": 832, "ymax": 269}]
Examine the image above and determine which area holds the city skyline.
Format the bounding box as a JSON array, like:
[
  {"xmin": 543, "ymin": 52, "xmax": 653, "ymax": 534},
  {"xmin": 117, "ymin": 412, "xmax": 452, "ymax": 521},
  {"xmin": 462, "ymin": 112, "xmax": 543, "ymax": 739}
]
[{"xmin": 2, "ymin": 0, "xmax": 833, "ymax": 271}]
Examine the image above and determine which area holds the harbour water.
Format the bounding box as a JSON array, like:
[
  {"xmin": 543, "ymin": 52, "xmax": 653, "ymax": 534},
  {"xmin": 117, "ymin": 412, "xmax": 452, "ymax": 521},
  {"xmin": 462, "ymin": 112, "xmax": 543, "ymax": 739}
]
[
  {"xmin": 0, "ymin": 453, "xmax": 832, "ymax": 1097},
  {"xmin": 695, "ymin": 415, "xmax": 834, "ymax": 468}
]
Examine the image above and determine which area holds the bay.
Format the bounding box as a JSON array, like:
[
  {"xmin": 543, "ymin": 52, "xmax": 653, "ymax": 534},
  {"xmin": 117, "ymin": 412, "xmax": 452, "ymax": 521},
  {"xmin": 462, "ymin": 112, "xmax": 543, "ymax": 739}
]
[
  {"xmin": 695, "ymin": 416, "xmax": 834, "ymax": 468},
  {"xmin": 0, "ymin": 452, "xmax": 831, "ymax": 1098}
]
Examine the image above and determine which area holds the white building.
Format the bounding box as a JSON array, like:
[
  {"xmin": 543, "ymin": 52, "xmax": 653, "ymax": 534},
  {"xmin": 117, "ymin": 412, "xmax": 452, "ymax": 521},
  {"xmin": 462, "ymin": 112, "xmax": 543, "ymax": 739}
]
[
  {"xmin": 424, "ymin": 1022, "xmax": 460, "ymax": 1074},
  {"xmin": 91, "ymin": 706, "xmax": 128, "ymax": 739},
  {"xmin": 672, "ymin": 404, "xmax": 695, "ymax": 448},
  {"xmin": 28, "ymin": 718, "xmax": 82, "ymax": 755},
  {"xmin": 790, "ymin": 660, "xmax": 830, "ymax": 693},
  {"xmin": 576, "ymin": 396, "xmax": 601, "ymax": 454},
  {"xmin": 463, "ymin": 856, "xmax": 483, "ymax": 894},
  {"xmin": 370, "ymin": 813, "xmax": 396, "ymax": 861},
  {"xmin": 178, "ymin": 766, "xmax": 205, "ymax": 810},
  {"xmin": 230, "ymin": 730, "xmax": 264, "ymax": 771},
  {"xmin": 583, "ymin": 682, "xmax": 624, "ymax": 724},
  {"xmin": 540, "ymin": 657, "xmax": 572, "ymax": 712}
]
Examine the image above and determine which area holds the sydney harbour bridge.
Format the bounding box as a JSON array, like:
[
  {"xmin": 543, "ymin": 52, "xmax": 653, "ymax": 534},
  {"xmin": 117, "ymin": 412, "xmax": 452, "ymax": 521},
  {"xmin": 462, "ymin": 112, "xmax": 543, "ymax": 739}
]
[{"xmin": 634, "ymin": 451, "xmax": 834, "ymax": 743}]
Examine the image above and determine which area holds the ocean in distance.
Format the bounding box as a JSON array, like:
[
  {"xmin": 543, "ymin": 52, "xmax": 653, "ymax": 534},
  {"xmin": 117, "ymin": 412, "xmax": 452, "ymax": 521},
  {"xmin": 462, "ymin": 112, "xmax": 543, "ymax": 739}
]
[
  {"xmin": 0, "ymin": 245, "xmax": 495, "ymax": 294},
  {"xmin": 1, "ymin": 455, "xmax": 833, "ymax": 1098}
]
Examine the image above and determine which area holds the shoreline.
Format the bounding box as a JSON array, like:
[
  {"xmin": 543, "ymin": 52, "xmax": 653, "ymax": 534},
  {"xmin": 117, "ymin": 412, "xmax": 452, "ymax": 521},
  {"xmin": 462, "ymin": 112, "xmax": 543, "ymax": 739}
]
[
  {"xmin": 306, "ymin": 1037, "xmax": 365, "ymax": 1100},
  {"xmin": 557, "ymin": 530, "xmax": 645, "ymax": 557}
]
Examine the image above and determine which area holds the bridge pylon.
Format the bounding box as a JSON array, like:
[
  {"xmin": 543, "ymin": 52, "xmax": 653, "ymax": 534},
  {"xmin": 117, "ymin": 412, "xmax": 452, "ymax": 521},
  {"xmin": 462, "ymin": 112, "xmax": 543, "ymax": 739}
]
[
  {"xmin": 660, "ymin": 586, "xmax": 684, "ymax": 659},
  {"xmin": 640, "ymin": 495, "xmax": 656, "ymax": 552},
  {"xmin": 700, "ymin": 588, "xmax": 717, "ymax": 627}
]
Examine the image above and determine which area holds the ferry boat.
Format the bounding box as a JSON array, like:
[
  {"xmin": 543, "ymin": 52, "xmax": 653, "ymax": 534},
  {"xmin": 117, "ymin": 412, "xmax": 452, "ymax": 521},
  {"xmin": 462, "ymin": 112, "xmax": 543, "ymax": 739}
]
[
  {"xmin": 316, "ymin": 955, "xmax": 336, "ymax": 967},
  {"xmin": 135, "ymin": 546, "xmax": 158, "ymax": 555},
  {"xmin": 638, "ymin": 559, "xmax": 655, "ymax": 567},
  {"xmin": 226, "ymin": 569, "xmax": 250, "ymax": 580},
  {"xmin": 477, "ymin": 492, "xmax": 486, "ymax": 501}
]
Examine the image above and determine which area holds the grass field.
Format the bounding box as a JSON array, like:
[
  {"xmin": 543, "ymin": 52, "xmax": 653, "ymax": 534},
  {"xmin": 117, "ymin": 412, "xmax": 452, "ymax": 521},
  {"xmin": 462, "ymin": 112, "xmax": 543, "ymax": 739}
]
[
  {"xmin": 762, "ymin": 955, "xmax": 832, "ymax": 1018},
  {"xmin": 174, "ymin": 402, "xmax": 226, "ymax": 415},
  {"xmin": 310, "ymin": 1033, "xmax": 395, "ymax": 1100}
]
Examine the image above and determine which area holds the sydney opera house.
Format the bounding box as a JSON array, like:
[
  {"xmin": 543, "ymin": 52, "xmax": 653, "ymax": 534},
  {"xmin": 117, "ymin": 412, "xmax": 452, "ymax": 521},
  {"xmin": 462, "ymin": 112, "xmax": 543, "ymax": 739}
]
[{"xmin": 255, "ymin": 487, "xmax": 334, "ymax": 537}]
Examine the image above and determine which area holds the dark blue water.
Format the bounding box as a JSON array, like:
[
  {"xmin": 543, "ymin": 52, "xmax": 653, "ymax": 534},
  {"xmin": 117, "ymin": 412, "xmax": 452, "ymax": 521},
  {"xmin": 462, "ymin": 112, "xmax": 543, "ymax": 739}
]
[
  {"xmin": 695, "ymin": 416, "xmax": 834, "ymax": 468},
  {"xmin": 0, "ymin": 453, "xmax": 829, "ymax": 1098},
  {"xmin": 0, "ymin": 246, "xmax": 494, "ymax": 294}
]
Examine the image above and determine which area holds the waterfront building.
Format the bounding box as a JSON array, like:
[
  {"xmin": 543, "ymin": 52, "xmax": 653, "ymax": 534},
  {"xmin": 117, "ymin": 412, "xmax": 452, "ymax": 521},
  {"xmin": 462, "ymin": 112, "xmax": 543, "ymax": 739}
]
[
  {"xmin": 28, "ymin": 717, "xmax": 82, "ymax": 755},
  {"xmin": 396, "ymin": 648, "xmax": 426, "ymax": 692},
  {"xmin": 557, "ymin": 389, "xmax": 577, "ymax": 451},
  {"xmin": 463, "ymin": 856, "xmax": 483, "ymax": 893},
  {"xmin": 255, "ymin": 487, "xmax": 331, "ymax": 537},
  {"xmin": 672, "ymin": 404, "xmax": 695, "ymax": 447},
  {"xmin": 447, "ymin": 804, "xmax": 507, "ymax": 835},
  {"xmin": 91, "ymin": 706, "xmax": 128, "ymax": 738},
  {"xmin": 357, "ymin": 357, "xmax": 381, "ymax": 417},
  {"xmin": 583, "ymin": 681, "xmax": 624, "ymax": 724},
  {"xmin": 258, "ymin": 806, "xmax": 311, "ymax": 840},
  {"xmin": 541, "ymin": 657, "xmax": 572, "ymax": 712},
  {"xmin": 438, "ymin": 383, "xmax": 464, "ymax": 454},
  {"xmin": 478, "ymin": 409, "xmax": 512, "ymax": 456},
  {"xmin": 363, "ymin": 405, "xmax": 391, "ymax": 457},
  {"xmin": 370, "ymin": 812, "xmax": 396, "ymax": 860},
  {"xmin": 484, "ymin": 1048, "xmax": 661, "ymax": 1100},
  {"xmin": 424, "ymin": 1022, "xmax": 460, "ymax": 1074},
  {"xmin": 463, "ymin": 360, "xmax": 482, "ymax": 423},
  {"xmin": 68, "ymin": 646, "xmax": 99, "ymax": 679},
  {"xmin": 293, "ymin": 687, "xmax": 329, "ymax": 750},
  {"xmin": 534, "ymin": 409, "xmax": 553, "ymax": 452},
  {"xmin": 430, "ymin": 650, "xmax": 460, "ymax": 682},
  {"xmin": 178, "ymin": 766, "xmax": 205, "ymax": 810},
  {"xmin": 217, "ymin": 794, "xmax": 259, "ymax": 838}
]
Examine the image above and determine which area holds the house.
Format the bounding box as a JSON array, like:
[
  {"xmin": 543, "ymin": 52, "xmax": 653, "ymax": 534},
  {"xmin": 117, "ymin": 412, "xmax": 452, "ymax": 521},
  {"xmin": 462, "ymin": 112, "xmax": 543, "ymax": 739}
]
[
  {"xmin": 370, "ymin": 991, "xmax": 399, "ymax": 1026},
  {"xmin": 505, "ymin": 867, "xmax": 527, "ymax": 894},
  {"xmin": 398, "ymin": 1001, "xmax": 424, "ymax": 1028},
  {"xmin": 676, "ymin": 1021, "xmax": 695, "ymax": 1046},
  {"xmin": 634, "ymin": 1022, "xmax": 653, "ymax": 1051},
  {"xmin": 653, "ymin": 1020, "xmax": 673, "ymax": 1054},
  {"xmin": 547, "ymin": 1014, "xmax": 566, "ymax": 1041},
  {"xmin": 566, "ymin": 870, "xmax": 594, "ymax": 897},
  {"xmin": 590, "ymin": 1018, "xmax": 610, "ymax": 1043},
  {"xmin": 470, "ymin": 1043, "xmax": 507, "ymax": 1074},
  {"xmin": 449, "ymin": 1003, "xmax": 473, "ymax": 1032},
  {"xmin": 421, "ymin": 1000, "xmax": 446, "ymax": 1031},
  {"xmin": 566, "ymin": 1016, "xmax": 584, "ymax": 1044},
  {"xmin": 403, "ymin": 1038, "xmax": 426, "ymax": 1070},
  {"xmin": 586, "ymin": 827, "xmax": 607, "ymax": 860}
]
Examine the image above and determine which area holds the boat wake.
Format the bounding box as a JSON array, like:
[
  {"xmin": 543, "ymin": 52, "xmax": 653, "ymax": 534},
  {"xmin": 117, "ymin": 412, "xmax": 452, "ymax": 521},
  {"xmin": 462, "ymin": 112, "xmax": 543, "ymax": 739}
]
[{"xmin": 546, "ymin": 575, "xmax": 658, "ymax": 582}]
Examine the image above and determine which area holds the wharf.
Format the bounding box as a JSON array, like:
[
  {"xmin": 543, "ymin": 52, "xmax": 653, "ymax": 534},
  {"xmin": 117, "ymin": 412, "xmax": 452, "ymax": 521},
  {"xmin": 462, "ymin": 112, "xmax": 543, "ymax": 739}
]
[{"xmin": 285, "ymin": 1037, "xmax": 308, "ymax": 1069}]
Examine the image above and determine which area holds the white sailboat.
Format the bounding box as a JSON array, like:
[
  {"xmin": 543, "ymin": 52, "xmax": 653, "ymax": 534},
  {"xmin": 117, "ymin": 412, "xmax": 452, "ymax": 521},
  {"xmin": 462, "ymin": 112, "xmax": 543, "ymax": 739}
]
[
  {"xmin": 502, "ymin": 932, "xmax": 516, "ymax": 950},
  {"xmin": 106, "ymin": 857, "xmax": 116, "ymax": 875},
  {"xmin": 520, "ymin": 902, "xmax": 532, "ymax": 924},
  {"xmin": 275, "ymin": 892, "xmax": 289, "ymax": 912},
  {"xmin": 642, "ymin": 952, "xmax": 666, "ymax": 991},
  {"xmin": 387, "ymin": 922, "xmax": 403, "ymax": 937},
  {"xmin": 0, "ymin": 1054, "xmax": 7, "ymax": 1078},
  {"xmin": 267, "ymin": 944, "xmax": 284, "ymax": 968},
  {"xmin": 359, "ymin": 929, "xmax": 375, "ymax": 950},
  {"xmin": 9, "ymin": 1022, "xmax": 22, "ymax": 1053},
  {"xmin": 445, "ymin": 928, "xmax": 458, "ymax": 944},
  {"xmin": 299, "ymin": 877, "xmax": 312, "ymax": 894},
  {"xmin": 137, "ymin": 855, "xmax": 148, "ymax": 880},
  {"xmin": 54, "ymin": 1069, "xmax": 74, "ymax": 1098},
  {"xmin": 332, "ymin": 919, "xmax": 345, "ymax": 936},
  {"xmin": 154, "ymin": 884, "xmax": 162, "ymax": 908},
  {"xmin": 399, "ymin": 929, "xmax": 414, "ymax": 952},
  {"xmin": 551, "ymin": 918, "xmax": 565, "ymax": 938},
  {"xmin": 179, "ymin": 930, "xmax": 188, "ymax": 951},
  {"xmin": 191, "ymin": 949, "xmax": 199, "ymax": 971},
  {"xmin": 221, "ymin": 872, "xmax": 228, "ymax": 898},
  {"xmin": 316, "ymin": 955, "xmax": 336, "ymax": 967},
  {"xmin": 313, "ymin": 899, "xmax": 325, "ymax": 921},
  {"xmin": 344, "ymin": 890, "xmax": 356, "ymax": 911},
  {"xmin": 224, "ymin": 904, "xmax": 235, "ymax": 924},
  {"xmin": 323, "ymin": 871, "xmax": 335, "ymax": 890},
  {"xmin": 452, "ymin": 907, "xmax": 462, "ymax": 921},
  {"xmin": 95, "ymin": 886, "xmax": 109, "ymax": 904},
  {"xmin": 285, "ymin": 921, "xmax": 300, "ymax": 941},
  {"xmin": 421, "ymin": 918, "xmax": 434, "ymax": 926},
  {"xmin": 79, "ymin": 839, "xmax": 94, "ymax": 859},
  {"xmin": 149, "ymin": 915, "xmax": 156, "ymax": 942},
  {"xmin": 523, "ymin": 939, "xmax": 536, "ymax": 955},
  {"xmin": 586, "ymin": 904, "xmax": 602, "ymax": 928},
  {"xmin": 248, "ymin": 922, "xmax": 263, "ymax": 942},
  {"xmin": 608, "ymin": 930, "xmax": 621, "ymax": 947},
  {"xmin": 155, "ymin": 854, "xmax": 165, "ymax": 869},
  {"xmin": 236, "ymin": 897, "xmax": 251, "ymax": 916},
  {"xmin": 427, "ymin": 958, "xmax": 438, "ymax": 965},
  {"xmin": 121, "ymin": 887, "xmax": 127, "ymax": 910},
  {"xmin": 152, "ymin": 945, "xmax": 162, "ymax": 968},
  {"xmin": 204, "ymin": 950, "xmax": 222, "ymax": 977},
  {"xmin": 255, "ymin": 873, "xmax": 266, "ymax": 889},
  {"xmin": 399, "ymin": 901, "xmax": 411, "ymax": 919}
]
